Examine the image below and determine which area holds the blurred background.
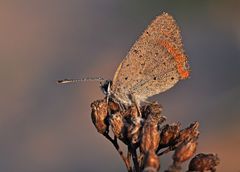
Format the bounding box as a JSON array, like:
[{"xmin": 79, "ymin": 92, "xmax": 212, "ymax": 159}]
[{"xmin": 0, "ymin": 0, "xmax": 239, "ymax": 171}]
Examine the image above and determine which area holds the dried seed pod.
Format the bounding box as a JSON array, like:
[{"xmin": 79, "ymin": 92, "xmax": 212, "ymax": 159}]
[
  {"xmin": 188, "ymin": 153, "xmax": 220, "ymax": 172},
  {"xmin": 159, "ymin": 123, "xmax": 180, "ymax": 147},
  {"xmin": 168, "ymin": 121, "xmax": 199, "ymax": 150},
  {"xmin": 140, "ymin": 121, "xmax": 160, "ymax": 153},
  {"xmin": 143, "ymin": 102, "xmax": 165, "ymax": 124},
  {"xmin": 173, "ymin": 138, "xmax": 197, "ymax": 163},
  {"xmin": 140, "ymin": 102, "xmax": 167, "ymax": 153},
  {"xmin": 178, "ymin": 121, "xmax": 199, "ymax": 142},
  {"xmin": 109, "ymin": 112, "xmax": 126, "ymax": 141},
  {"xmin": 127, "ymin": 116, "xmax": 143, "ymax": 144},
  {"xmin": 108, "ymin": 99, "xmax": 120, "ymax": 113},
  {"xmin": 124, "ymin": 105, "xmax": 139, "ymax": 118},
  {"xmin": 90, "ymin": 99, "xmax": 109, "ymax": 134},
  {"xmin": 142, "ymin": 150, "xmax": 160, "ymax": 172}
]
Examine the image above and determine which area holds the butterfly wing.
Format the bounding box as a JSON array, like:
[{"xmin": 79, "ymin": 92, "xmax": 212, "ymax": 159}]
[{"xmin": 111, "ymin": 12, "xmax": 190, "ymax": 105}]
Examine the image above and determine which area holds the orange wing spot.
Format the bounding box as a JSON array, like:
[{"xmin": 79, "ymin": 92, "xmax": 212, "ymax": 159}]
[{"xmin": 159, "ymin": 40, "xmax": 190, "ymax": 79}]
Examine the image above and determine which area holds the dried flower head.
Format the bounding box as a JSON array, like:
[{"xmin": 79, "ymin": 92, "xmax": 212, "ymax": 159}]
[
  {"xmin": 109, "ymin": 112, "xmax": 126, "ymax": 142},
  {"xmin": 108, "ymin": 99, "xmax": 120, "ymax": 113},
  {"xmin": 173, "ymin": 121, "xmax": 199, "ymax": 148},
  {"xmin": 140, "ymin": 120, "xmax": 160, "ymax": 153},
  {"xmin": 142, "ymin": 150, "xmax": 160, "ymax": 172},
  {"xmin": 127, "ymin": 116, "xmax": 143, "ymax": 144},
  {"xmin": 173, "ymin": 138, "xmax": 198, "ymax": 163},
  {"xmin": 90, "ymin": 99, "xmax": 219, "ymax": 172},
  {"xmin": 124, "ymin": 105, "xmax": 139, "ymax": 118},
  {"xmin": 142, "ymin": 102, "xmax": 165, "ymax": 124},
  {"xmin": 188, "ymin": 153, "xmax": 220, "ymax": 172},
  {"xmin": 178, "ymin": 121, "xmax": 199, "ymax": 141},
  {"xmin": 90, "ymin": 99, "xmax": 109, "ymax": 134},
  {"xmin": 159, "ymin": 123, "xmax": 180, "ymax": 147}
]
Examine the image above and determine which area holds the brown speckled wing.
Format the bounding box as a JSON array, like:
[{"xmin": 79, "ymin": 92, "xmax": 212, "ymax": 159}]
[{"xmin": 111, "ymin": 12, "xmax": 190, "ymax": 105}]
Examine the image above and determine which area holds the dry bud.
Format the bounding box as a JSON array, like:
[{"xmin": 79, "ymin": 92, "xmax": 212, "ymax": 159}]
[
  {"xmin": 188, "ymin": 153, "xmax": 220, "ymax": 172},
  {"xmin": 143, "ymin": 102, "xmax": 165, "ymax": 124},
  {"xmin": 90, "ymin": 99, "xmax": 109, "ymax": 134},
  {"xmin": 140, "ymin": 121, "xmax": 160, "ymax": 153},
  {"xmin": 108, "ymin": 100, "xmax": 120, "ymax": 113},
  {"xmin": 124, "ymin": 105, "xmax": 139, "ymax": 118},
  {"xmin": 122, "ymin": 105, "xmax": 143, "ymax": 144},
  {"xmin": 127, "ymin": 116, "xmax": 143, "ymax": 144},
  {"xmin": 173, "ymin": 138, "xmax": 198, "ymax": 163},
  {"xmin": 140, "ymin": 102, "xmax": 167, "ymax": 153},
  {"xmin": 176, "ymin": 121, "xmax": 199, "ymax": 145},
  {"xmin": 109, "ymin": 112, "xmax": 126, "ymax": 142},
  {"xmin": 142, "ymin": 150, "xmax": 160, "ymax": 172},
  {"xmin": 173, "ymin": 122, "xmax": 200, "ymax": 148},
  {"xmin": 159, "ymin": 123, "xmax": 180, "ymax": 147}
]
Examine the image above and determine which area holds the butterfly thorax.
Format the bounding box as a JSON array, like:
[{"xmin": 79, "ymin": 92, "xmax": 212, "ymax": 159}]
[{"xmin": 100, "ymin": 80, "xmax": 134, "ymax": 106}]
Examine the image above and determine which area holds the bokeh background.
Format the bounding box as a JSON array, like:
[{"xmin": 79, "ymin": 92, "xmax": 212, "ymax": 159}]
[{"xmin": 1, "ymin": 0, "xmax": 240, "ymax": 171}]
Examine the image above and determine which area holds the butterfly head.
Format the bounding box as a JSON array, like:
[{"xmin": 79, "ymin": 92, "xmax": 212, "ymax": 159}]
[{"xmin": 100, "ymin": 80, "xmax": 112, "ymax": 96}]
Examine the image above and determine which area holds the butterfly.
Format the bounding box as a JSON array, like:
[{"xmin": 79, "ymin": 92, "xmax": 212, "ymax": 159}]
[{"xmin": 58, "ymin": 12, "xmax": 190, "ymax": 112}]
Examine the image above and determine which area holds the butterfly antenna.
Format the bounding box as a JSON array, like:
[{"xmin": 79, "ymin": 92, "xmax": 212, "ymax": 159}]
[{"xmin": 57, "ymin": 77, "xmax": 105, "ymax": 84}]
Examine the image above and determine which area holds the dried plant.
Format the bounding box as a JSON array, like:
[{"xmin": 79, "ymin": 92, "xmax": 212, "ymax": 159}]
[{"xmin": 90, "ymin": 99, "xmax": 220, "ymax": 172}]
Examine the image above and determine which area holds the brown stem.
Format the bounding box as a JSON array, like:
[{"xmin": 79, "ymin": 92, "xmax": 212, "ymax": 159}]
[
  {"xmin": 157, "ymin": 147, "xmax": 172, "ymax": 156},
  {"xmin": 103, "ymin": 133, "xmax": 132, "ymax": 172},
  {"xmin": 127, "ymin": 148, "xmax": 132, "ymax": 169},
  {"xmin": 165, "ymin": 161, "xmax": 182, "ymax": 172},
  {"xmin": 129, "ymin": 145, "xmax": 140, "ymax": 172}
]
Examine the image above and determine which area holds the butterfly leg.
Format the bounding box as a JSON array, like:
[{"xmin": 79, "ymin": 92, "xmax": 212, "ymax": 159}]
[
  {"xmin": 129, "ymin": 94, "xmax": 142, "ymax": 117},
  {"xmin": 135, "ymin": 103, "xmax": 142, "ymax": 117},
  {"xmin": 119, "ymin": 102, "xmax": 127, "ymax": 111}
]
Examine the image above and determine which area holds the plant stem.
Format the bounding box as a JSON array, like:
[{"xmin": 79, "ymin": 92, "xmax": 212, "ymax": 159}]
[
  {"xmin": 103, "ymin": 133, "xmax": 132, "ymax": 172},
  {"xmin": 129, "ymin": 145, "xmax": 140, "ymax": 172}
]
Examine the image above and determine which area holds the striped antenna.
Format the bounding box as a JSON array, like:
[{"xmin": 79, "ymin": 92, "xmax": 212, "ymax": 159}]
[{"xmin": 57, "ymin": 77, "xmax": 105, "ymax": 84}]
